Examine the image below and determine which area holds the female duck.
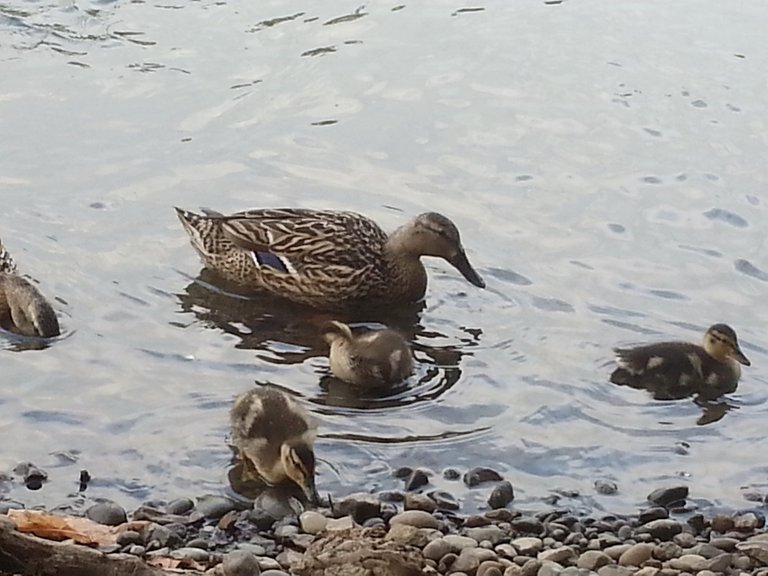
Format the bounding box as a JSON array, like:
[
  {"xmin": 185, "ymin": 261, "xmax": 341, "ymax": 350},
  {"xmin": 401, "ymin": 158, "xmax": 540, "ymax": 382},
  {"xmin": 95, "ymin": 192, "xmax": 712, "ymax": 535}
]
[
  {"xmin": 0, "ymin": 238, "xmax": 60, "ymax": 338},
  {"xmin": 610, "ymin": 324, "xmax": 750, "ymax": 396},
  {"xmin": 175, "ymin": 207, "xmax": 485, "ymax": 308},
  {"xmin": 230, "ymin": 387, "xmax": 319, "ymax": 504},
  {"xmin": 321, "ymin": 320, "xmax": 413, "ymax": 387}
]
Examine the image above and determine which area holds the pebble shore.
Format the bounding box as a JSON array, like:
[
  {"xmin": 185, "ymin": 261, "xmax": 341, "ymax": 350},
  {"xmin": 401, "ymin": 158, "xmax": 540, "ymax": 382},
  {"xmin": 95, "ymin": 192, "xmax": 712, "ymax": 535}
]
[{"xmin": 2, "ymin": 467, "xmax": 768, "ymax": 576}]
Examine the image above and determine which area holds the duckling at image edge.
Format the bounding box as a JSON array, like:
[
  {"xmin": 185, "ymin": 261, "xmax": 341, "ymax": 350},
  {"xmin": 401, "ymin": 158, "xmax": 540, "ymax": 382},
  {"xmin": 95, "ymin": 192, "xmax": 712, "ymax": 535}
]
[
  {"xmin": 321, "ymin": 320, "xmax": 414, "ymax": 387},
  {"xmin": 0, "ymin": 238, "xmax": 60, "ymax": 338},
  {"xmin": 230, "ymin": 387, "xmax": 320, "ymax": 504},
  {"xmin": 610, "ymin": 323, "xmax": 750, "ymax": 392},
  {"xmin": 175, "ymin": 207, "xmax": 485, "ymax": 308}
]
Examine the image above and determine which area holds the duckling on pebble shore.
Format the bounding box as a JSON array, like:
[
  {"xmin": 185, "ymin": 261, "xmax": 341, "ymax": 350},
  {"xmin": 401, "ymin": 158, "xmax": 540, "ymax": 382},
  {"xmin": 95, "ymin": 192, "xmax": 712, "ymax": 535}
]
[
  {"xmin": 230, "ymin": 387, "xmax": 320, "ymax": 504},
  {"xmin": 610, "ymin": 323, "xmax": 750, "ymax": 396},
  {"xmin": 0, "ymin": 238, "xmax": 60, "ymax": 338},
  {"xmin": 321, "ymin": 320, "xmax": 414, "ymax": 387}
]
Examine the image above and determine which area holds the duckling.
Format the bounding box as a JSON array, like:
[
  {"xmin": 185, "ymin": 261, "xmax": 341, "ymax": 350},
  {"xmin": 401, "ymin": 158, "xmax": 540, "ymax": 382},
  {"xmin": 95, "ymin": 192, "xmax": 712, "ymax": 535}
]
[
  {"xmin": 230, "ymin": 387, "xmax": 319, "ymax": 504},
  {"xmin": 0, "ymin": 238, "xmax": 60, "ymax": 338},
  {"xmin": 610, "ymin": 324, "xmax": 750, "ymax": 396},
  {"xmin": 320, "ymin": 320, "xmax": 414, "ymax": 387}
]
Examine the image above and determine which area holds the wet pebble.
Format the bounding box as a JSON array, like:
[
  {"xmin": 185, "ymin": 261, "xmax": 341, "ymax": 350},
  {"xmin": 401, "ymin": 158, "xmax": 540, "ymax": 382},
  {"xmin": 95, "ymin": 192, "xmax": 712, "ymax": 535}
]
[
  {"xmin": 595, "ymin": 481, "xmax": 619, "ymax": 496},
  {"xmin": 466, "ymin": 525, "xmax": 504, "ymax": 545},
  {"xmin": 618, "ymin": 543, "xmax": 654, "ymax": 566},
  {"xmin": 222, "ymin": 549, "xmax": 261, "ymax": 576},
  {"xmin": 637, "ymin": 519, "xmax": 682, "ymax": 540},
  {"xmin": 171, "ymin": 547, "xmax": 209, "ymax": 562},
  {"xmin": 405, "ymin": 493, "xmax": 437, "ymax": 513},
  {"xmin": 444, "ymin": 468, "xmax": 462, "ymax": 481},
  {"xmin": 260, "ymin": 571, "xmax": 290, "ymax": 576},
  {"xmin": 577, "ymin": 550, "xmax": 614, "ymax": 570},
  {"xmin": 429, "ymin": 490, "xmax": 460, "ymax": 511},
  {"xmin": 647, "ymin": 486, "xmax": 688, "ymax": 508},
  {"xmin": 538, "ymin": 546, "xmax": 576, "ymax": 564},
  {"xmin": 639, "ymin": 507, "xmax": 669, "ymax": 524},
  {"xmin": 464, "ymin": 467, "xmax": 504, "ymax": 487},
  {"xmin": 166, "ymin": 497, "xmax": 194, "ymax": 515},
  {"xmin": 513, "ymin": 537, "xmax": 544, "ymax": 555},
  {"xmin": 444, "ymin": 534, "xmax": 479, "ymax": 551},
  {"xmin": 390, "ymin": 510, "xmax": 440, "ymax": 529},
  {"xmin": 404, "ymin": 468, "xmax": 431, "ymax": 491},
  {"xmin": 489, "ymin": 481, "xmax": 515, "ymax": 509},
  {"xmin": 116, "ymin": 530, "xmax": 141, "ymax": 546},
  {"xmin": 334, "ymin": 493, "xmax": 380, "ymax": 524},
  {"xmin": 196, "ymin": 494, "xmax": 239, "ymax": 519},
  {"xmin": 452, "ymin": 547, "xmax": 499, "ymax": 573},
  {"xmin": 128, "ymin": 544, "xmax": 146, "ymax": 556},
  {"xmin": 85, "ymin": 501, "xmax": 127, "ymax": 526},
  {"xmin": 512, "ymin": 516, "xmax": 545, "ymax": 534},
  {"xmin": 299, "ymin": 510, "xmax": 327, "ymax": 535}
]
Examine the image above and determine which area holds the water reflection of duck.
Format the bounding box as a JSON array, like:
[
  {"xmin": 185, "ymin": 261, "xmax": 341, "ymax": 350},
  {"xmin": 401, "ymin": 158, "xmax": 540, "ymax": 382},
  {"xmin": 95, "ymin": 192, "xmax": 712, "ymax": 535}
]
[
  {"xmin": 230, "ymin": 387, "xmax": 320, "ymax": 504},
  {"xmin": 0, "ymin": 238, "xmax": 60, "ymax": 338},
  {"xmin": 610, "ymin": 324, "xmax": 750, "ymax": 400},
  {"xmin": 175, "ymin": 207, "xmax": 485, "ymax": 308},
  {"xmin": 320, "ymin": 320, "xmax": 413, "ymax": 388}
]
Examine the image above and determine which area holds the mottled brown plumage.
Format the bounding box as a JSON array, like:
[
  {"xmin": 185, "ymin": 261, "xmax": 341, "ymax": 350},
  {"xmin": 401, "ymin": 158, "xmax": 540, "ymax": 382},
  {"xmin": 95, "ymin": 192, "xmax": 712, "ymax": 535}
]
[
  {"xmin": 0, "ymin": 238, "xmax": 59, "ymax": 338},
  {"xmin": 321, "ymin": 320, "xmax": 414, "ymax": 387},
  {"xmin": 610, "ymin": 324, "xmax": 750, "ymax": 398},
  {"xmin": 230, "ymin": 387, "xmax": 319, "ymax": 503},
  {"xmin": 175, "ymin": 207, "xmax": 484, "ymax": 308}
]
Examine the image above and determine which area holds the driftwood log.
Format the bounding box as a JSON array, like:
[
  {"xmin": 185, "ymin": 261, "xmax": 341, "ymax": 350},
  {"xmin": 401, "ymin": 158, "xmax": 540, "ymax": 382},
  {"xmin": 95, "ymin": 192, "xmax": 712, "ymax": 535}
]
[{"xmin": 0, "ymin": 516, "xmax": 200, "ymax": 576}]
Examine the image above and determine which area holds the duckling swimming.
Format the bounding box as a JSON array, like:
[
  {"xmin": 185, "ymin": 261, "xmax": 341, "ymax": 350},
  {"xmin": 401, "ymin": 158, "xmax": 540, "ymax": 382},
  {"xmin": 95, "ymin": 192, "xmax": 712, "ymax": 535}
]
[
  {"xmin": 321, "ymin": 321, "xmax": 414, "ymax": 387},
  {"xmin": 230, "ymin": 387, "xmax": 319, "ymax": 504},
  {"xmin": 0, "ymin": 238, "xmax": 60, "ymax": 338},
  {"xmin": 610, "ymin": 324, "xmax": 750, "ymax": 398}
]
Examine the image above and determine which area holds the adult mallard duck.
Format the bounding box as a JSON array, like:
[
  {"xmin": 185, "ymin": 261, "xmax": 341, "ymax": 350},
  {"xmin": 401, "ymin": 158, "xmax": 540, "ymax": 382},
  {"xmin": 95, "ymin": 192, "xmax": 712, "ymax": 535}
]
[
  {"xmin": 175, "ymin": 207, "xmax": 485, "ymax": 308},
  {"xmin": 230, "ymin": 387, "xmax": 320, "ymax": 504},
  {"xmin": 0, "ymin": 238, "xmax": 60, "ymax": 338},
  {"xmin": 610, "ymin": 324, "xmax": 750, "ymax": 397},
  {"xmin": 320, "ymin": 320, "xmax": 414, "ymax": 387}
]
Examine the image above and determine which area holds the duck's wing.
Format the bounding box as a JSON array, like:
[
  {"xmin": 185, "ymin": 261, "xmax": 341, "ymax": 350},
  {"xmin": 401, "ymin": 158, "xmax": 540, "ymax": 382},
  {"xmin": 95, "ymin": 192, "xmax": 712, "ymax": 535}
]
[{"xmin": 214, "ymin": 209, "xmax": 388, "ymax": 274}]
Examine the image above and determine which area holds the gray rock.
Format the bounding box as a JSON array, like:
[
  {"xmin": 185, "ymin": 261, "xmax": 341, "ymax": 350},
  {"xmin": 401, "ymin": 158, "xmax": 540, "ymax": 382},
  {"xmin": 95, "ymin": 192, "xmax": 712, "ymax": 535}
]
[
  {"xmin": 326, "ymin": 516, "xmax": 354, "ymax": 531},
  {"xmin": 405, "ymin": 493, "xmax": 437, "ymax": 513},
  {"xmin": 222, "ymin": 550, "xmax": 261, "ymax": 576},
  {"xmin": 710, "ymin": 537, "xmax": 739, "ymax": 551},
  {"xmin": 390, "ymin": 510, "xmax": 439, "ymax": 529},
  {"xmin": 577, "ymin": 550, "xmax": 613, "ymax": 571},
  {"xmin": 711, "ymin": 515, "xmax": 735, "ymax": 533},
  {"xmin": 489, "ymin": 481, "xmax": 515, "ymax": 509},
  {"xmin": 478, "ymin": 561, "xmax": 505, "ymax": 576},
  {"xmin": 260, "ymin": 571, "xmax": 290, "ymax": 576},
  {"xmin": 171, "ymin": 547, "xmax": 210, "ymax": 562},
  {"xmin": 235, "ymin": 543, "xmax": 267, "ymax": 556},
  {"xmin": 636, "ymin": 519, "xmax": 682, "ymax": 541},
  {"xmin": 514, "ymin": 537, "xmax": 544, "ymax": 556},
  {"xmin": 299, "ymin": 510, "xmax": 327, "ymax": 535},
  {"xmin": 143, "ymin": 523, "xmax": 182, "ymax": 548},
  {"xmin": 604, "ymin": 545, "xmax": 631, "ymax": 561},
  {"xmin": 334, "ymin": 493, "xmax": 381, "ymax": 524},
  {"xmin": 386, "ymin": 523, "xmax": 428, "ymax": 547},
  {"xmin": 672, "ymin": 532, "xmax": 696, "ymax": 548},
  {"xmin": 639, "ymin": 507, "xmax": 669, "ymax": 524},
  {"xmin": 689, "ymin": 543, "xmax": 725, "ymax": 558},
  {"xmin": 452, "ymin": 548, "xmax": 499, "ymax": 574},
  {"xmin": 647, "ymin": 486, "xmax": 688, "ymax": 508},
  {"xmin": 594, "ymin": 481, "xmax": 619, "ymax": 496},
  {"xmin": 404, "ymin": 468, "xmax": 431, "ymax": 491},
  {"xmin": 424, "ymin": 538, "xmax": 454, "ymax": 561},
  {"xmin": 496, "ymin": 544, "xmax": 518, "ymax": 559},
  {"xmin": 128, "ymin": 544, "xmax": 146, "ymax": 556},
  {"xmin": 274, "ymin": 524, "xmax": 299, "ymax": 538},
  {"xmin": 734, "ymin": 512, "xmax": 764, "ymax": 532},
  {"xmin": 522, "ymin": 559, "xmax": 543, "ymax": 576},
  {"xmin": 512, "ymin": 516, "xmax": 545, "ymax": 534},
  {"xmin": 196, "ymin": 494, "xmax": 239, "ymax": 519},
  {"xmin": 597, "ymin": 565, "xmax": 636, "ymax": 576},
  {"xmin": 165, "ymin": 497, "xmax": 194, "ymax": 515},
  {"xmin": 116, "ymin": 530, "xmax": 141, "ymax": 546},
  {"xmin": 444, "ymin": 468, "xmax": 462, "ymax": 481},
  {"xmin": 617, "ymin": 525, "xmax": 632, "ymax": 540},
  {"xmin": 668, "ymin": 554, "xmax": 707, "ymax": 572},
  {"xmin": 445, "ymin": 534, "xmax": 481, "ymax": 551},
  {"xmin": 537, "ymin": 561, "xmax": 563, "ymax": 576},
  {"xmin": 464, "ymin": 467, "xmax": 504, "ymax": 487},
  {"xmin": 618, "ymin": 543, "xmax": 654, "ymax": 566},
  {"xmin": 253, "ymin": 491, "xmax": 302, "ymax": 520},
  {"xmin": 736, "ymin": 540, "xmax": 768, "ymax": 565},
  {"xmin": 185, "ymin": 538, "xmax": 208, "ymax": 550},
  {"xmin": 538, "ymin": 547, "xmax": 576, "ymax": 564},
  {"xmin": 466, "ymin": 525, "xmax": 505, "ymax": 546},
  {"xmin": 429, "ymin": 490, "xmax": 461, "ymax": 511},
  {"xmin": 85, "ymin": 501, "xmax": 127, "ymax": 526},
  {"xmin": 702, "ymin": 553, "xmax": 732, "ymax": 572},
  {"xmin": 654, "ymin": 541, "xmax": 684, "ymax": 562},
  {"xmin": 504, "ymin": 565, "xmax": 523, "ymax": 576}
]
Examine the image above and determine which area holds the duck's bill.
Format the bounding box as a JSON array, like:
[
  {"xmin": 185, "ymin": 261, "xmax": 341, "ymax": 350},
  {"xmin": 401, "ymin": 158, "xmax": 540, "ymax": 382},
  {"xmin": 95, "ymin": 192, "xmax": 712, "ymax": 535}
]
[
  {"xmin": 303, "ymin": 479, "xmax": 321, "ymax": 506},
  {"xmin": 449, "ymin": 250, "xmax": 486, "ymax": 289},
  {"xmin": 733, "ymin": 347, "xmax": 751, "ymax": 366}
]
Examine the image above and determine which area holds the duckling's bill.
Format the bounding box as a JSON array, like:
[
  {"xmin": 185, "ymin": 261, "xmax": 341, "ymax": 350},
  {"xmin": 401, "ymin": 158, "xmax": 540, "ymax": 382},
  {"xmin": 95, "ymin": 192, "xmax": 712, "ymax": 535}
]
[{"xmin": 733, "ymin": 346, "xmax": 750, "ymax": 366}]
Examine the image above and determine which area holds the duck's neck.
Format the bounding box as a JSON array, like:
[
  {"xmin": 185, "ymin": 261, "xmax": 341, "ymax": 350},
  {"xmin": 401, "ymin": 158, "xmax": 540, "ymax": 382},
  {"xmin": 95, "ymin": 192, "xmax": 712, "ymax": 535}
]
[{"xmin": 384, "ymin": 231, "xmax": 428, "ymax": 301}]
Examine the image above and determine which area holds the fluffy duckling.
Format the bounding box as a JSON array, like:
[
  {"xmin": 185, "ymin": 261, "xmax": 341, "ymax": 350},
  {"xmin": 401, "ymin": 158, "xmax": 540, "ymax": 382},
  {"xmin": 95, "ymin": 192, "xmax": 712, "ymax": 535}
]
[
  {"xmin": 320, "ymin": 320, "xmax": 414, "ymax": 387},
  {"xmin": 610, "ymin": 324, "xmax": 750, "ymax": 395},
  {"xmin": 230, "ymin": 387, "xmax": 319, "ymax": 504},
  {"xmin": 0, "ymin": 238, "xmax": 60, "ymax": 338}
]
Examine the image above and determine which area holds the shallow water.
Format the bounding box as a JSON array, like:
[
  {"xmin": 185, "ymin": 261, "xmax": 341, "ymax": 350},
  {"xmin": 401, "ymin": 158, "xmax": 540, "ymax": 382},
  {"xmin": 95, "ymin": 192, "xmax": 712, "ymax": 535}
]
[{"xmin": 1, "ymin": 0, "xmax": 767, "ymax": 516}]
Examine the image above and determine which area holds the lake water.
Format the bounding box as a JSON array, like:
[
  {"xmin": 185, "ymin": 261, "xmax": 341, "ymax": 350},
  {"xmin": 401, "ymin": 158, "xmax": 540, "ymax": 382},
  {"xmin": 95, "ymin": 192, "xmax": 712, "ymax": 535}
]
[{"xmin": 1, "ymin": 0, "xmax": 767, "ymax": 516}]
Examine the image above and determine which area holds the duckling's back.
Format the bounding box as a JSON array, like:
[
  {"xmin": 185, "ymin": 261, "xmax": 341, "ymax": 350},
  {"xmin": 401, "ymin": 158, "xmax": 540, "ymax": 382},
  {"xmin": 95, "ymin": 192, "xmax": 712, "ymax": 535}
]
[{"xmin": 230, "ymin": 388, "xmax": 316, "ymax": 447}]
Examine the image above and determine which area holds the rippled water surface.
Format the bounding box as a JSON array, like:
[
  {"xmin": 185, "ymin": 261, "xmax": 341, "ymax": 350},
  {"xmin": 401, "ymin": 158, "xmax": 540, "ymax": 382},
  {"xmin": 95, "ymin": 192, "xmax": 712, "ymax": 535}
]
[{"xmin": 2, "ymin": 0, "xmax": 767, "ymax": 515}]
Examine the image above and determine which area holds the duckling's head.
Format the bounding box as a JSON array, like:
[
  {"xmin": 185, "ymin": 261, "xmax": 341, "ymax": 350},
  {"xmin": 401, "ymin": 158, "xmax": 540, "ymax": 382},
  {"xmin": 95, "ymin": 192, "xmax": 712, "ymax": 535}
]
[
  {"xmin": 320, "ymin": 320, "xmax": 353, "ymax": 346},
  {"xmin": 393, "ymin": 212, "xmax": 485, "ymax": 289},
  {"xmin": 703, "ymin": 324, "xmax": 750, "ymax": 366},
  {"xmin": 281, "ymin": 440, "xmax": 319, "ymax": 505}
]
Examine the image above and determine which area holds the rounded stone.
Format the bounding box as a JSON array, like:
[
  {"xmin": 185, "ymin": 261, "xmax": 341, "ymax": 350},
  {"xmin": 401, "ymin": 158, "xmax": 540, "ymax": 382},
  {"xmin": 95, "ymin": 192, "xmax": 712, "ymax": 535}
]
[
  {"xmin": 466, "ymin": 525, "xmax": 504, "ymax": 546},
  {"xmin": 196, "ymin": 494, "xmax": 239, "ymax": 520},
  {"xmin": 85, "ymin": 501, "xmax": 127, "ymax": 526},
  {"xmin": 116, "ymin": 530, "xmax": 141, "ymax": 547},
  {"xmin": 325, "ymin": 516, "xmax": 354, "ymax": 531},
  {"xmin": 514, "ymin": 537, "xmax": 544, "ymax": 556},
  {"xmin": 478, "ymin": 561, "xmax": 505, "ymax": 576},
  {"xmin": 577, "ymin": 550, "xmax": 613, "ymax": 571},
  {"xmin": 223, "ymin": 550, "xmax": 261, "ymax": 576},
  {"xmin": 405, "ymin": 493, "xmax": 438, "ymax": 513},
  {"xmin": 404, "ymin": 468, "xmax": 431, "ymax": 491},
  {"xmin": 171, "ymin": 547, "xmax": 209, "ymax": 562},
  {"xmin": 453, "ymin": 548, "xmax": 499, "ymax": 574},
  {"xmin": 128, "ymin": 545, "xmax": 146, "ymax": 556},
  {"xmin": 299, "ymin": 511, "xmax": 327, "ymax": 535},
  {"xmin": 424, "ymin": 538, "xmax": 453, "ymax": 561},
  {"xmin": 464, "ymin": 467, "xmax": 504, "ymax": 488},
  {"xmin": 669, "ymin": 554, "xmax": 707, "ymax": 572},
  {"xmin": 538, "ymin": 547, "xmax": 576, "ymax": 564},
  {"xmin": 646, "ymin": 486, "xmax": 688, "ymax": 508},
  {"xmin": 260, "ymin": 572, "xmax": 290, "ymax": 576},
  {"xmin": 537, "ymin": 561, "xmax": 563, "ymax": 576},
  {"xmin": 637, "ymin": 519, "xmax": 682, "ymax": 541},
  {"xmin": 165, "ymin": 497, "xmax": 194, "ymax": 515},
  {"xmin": 618, "ymin": 543, "xmax": 654, "ymax": 567},
  {"xmin": 444, "ymin": 534, "xmax": 479, "ymax": 551},
  {"xmin": 390, "ymin": 510, "xmax": 439, "ymax": 530},
  {"xmin": 489, "ymin": 481, "xmax": 515, "ymax": 509}
]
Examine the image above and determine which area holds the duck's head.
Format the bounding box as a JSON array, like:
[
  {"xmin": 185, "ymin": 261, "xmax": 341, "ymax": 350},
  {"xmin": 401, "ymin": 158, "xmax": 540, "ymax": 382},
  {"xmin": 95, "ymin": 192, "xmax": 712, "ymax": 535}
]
[
  {"xmin": 393, "ymin": 212, "xmax": 485, "ymax": 289},
  {"xmin": 320, "ymin": 320, "xmax": 353, "ymax": 346},
  {"xmin": 280, "ymin": 440, "xmax": 319, "ymax": 505},
  {"xmin": 703, "ymin": 324, "xmax": 750, "ymax": 366}
]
